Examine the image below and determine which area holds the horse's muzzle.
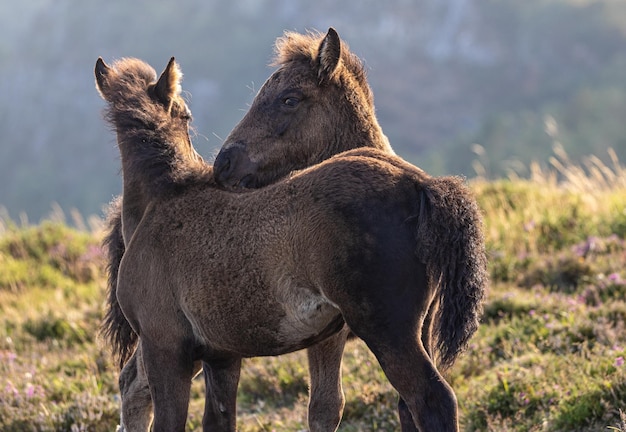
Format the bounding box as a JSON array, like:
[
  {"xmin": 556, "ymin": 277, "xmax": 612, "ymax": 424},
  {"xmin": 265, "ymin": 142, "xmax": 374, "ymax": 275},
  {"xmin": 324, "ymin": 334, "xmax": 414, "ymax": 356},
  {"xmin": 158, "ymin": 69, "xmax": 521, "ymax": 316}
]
[{"xmin": 213, "ymin": 142, "xmax": 259, "ymax": 188}]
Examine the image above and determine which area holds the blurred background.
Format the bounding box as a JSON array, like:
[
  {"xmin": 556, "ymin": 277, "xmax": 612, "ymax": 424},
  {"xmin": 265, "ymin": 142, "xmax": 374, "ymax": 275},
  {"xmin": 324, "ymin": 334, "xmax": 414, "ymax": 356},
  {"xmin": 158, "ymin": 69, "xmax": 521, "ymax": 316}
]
[{"xmin": 1, "ymin": 0, "xmax": 625, "ymax": 222}]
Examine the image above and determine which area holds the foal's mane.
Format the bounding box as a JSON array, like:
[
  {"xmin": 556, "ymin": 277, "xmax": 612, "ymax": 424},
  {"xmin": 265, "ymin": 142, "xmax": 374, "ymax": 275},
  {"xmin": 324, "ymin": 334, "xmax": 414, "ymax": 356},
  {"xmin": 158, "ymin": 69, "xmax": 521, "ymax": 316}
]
[
  {"xmin": 100, "ymin": 58, "xmax": 214, "ymax": 191},
  {"xmin": 272, "ymin": 30, "xmax": 374, "ymax": 106}
]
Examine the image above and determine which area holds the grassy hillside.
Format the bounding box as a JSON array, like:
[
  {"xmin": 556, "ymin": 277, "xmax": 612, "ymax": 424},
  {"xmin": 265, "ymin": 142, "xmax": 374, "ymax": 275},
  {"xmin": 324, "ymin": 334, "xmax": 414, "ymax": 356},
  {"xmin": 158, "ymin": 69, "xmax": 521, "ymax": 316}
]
[{"xmin": 1, "ymin": 153, "xmax": 625, "ymax": 431}]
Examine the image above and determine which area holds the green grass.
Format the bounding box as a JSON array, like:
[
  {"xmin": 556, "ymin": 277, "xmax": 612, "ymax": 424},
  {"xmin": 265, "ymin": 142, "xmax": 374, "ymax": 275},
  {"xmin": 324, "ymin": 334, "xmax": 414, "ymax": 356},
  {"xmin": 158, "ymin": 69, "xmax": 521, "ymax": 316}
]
[{"xmin": 1, "ymin": 152, "xmax": 626, "ymax": 430}]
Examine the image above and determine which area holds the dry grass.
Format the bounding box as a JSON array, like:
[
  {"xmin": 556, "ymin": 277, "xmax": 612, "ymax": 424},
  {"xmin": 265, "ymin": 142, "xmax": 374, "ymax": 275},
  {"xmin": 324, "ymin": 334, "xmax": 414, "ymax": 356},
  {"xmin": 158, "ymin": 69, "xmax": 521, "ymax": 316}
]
[{"xmin": 1, "ymin": 148, "xmax": 625, "ymax": 430}]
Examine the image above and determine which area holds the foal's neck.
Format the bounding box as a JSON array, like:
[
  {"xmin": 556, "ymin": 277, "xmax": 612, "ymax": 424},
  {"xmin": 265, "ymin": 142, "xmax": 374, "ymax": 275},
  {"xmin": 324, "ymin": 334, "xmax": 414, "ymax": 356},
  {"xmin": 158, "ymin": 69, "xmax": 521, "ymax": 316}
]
[
  {"xmin": 328, "ymin": 113, "xmax": 394, "ymax": 160},
  {"xmin": 115, "ymin": 120, "xmax": 209, "ymax": 242},
  {"xmin": 365, "ymin": 124, "xmax": 388, "ymax": 154},
  {"xmin": 118, "ymin": 127, "xmax": 179, "ymax": 191}
]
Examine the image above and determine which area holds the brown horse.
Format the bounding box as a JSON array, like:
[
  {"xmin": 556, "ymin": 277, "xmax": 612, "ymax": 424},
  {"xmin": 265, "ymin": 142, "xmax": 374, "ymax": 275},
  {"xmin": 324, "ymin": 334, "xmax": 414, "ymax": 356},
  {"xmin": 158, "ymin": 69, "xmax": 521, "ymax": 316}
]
[
  {"xmin": 213, "ymin": 27, "xmax": 487, "ymax": 429},
  {"xmin": 96, "ymin": 57, "xmax": 487, "ymax": 431},
  {"xmin": 100, "ymin": 57, "xmax": 205, "ymax": 368},
  {"xmin": 96, "ymin": 58, "xmax": 358, "ymax": 431}
]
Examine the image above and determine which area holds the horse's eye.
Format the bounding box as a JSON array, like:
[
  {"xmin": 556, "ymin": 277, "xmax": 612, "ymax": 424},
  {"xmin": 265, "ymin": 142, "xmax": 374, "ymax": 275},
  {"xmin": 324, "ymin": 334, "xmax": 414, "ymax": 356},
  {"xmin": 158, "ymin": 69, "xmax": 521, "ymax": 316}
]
[{"xmin": 283, "ymin": 97, "xmax": 300, "ymax": 108}]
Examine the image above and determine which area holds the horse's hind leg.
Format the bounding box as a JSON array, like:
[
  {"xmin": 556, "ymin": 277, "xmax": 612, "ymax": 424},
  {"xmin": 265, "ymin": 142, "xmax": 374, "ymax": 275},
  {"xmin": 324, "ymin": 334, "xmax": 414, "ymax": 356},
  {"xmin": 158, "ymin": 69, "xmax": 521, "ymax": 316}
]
[
  {"xmin": 420, "ymin": 297, "xmax": 439, "ymax": 361},
  {"xmin": 306, "ymin": 326, "xmax": 349, "ymax": 432},
  {"xmin": 395, "ymin": 296, "xmax": 440, "ymax": 431},
  {"xmin": 202, "ymin": 358, "xmax": 242, "ymax": 431},
  {"xmin": 360, "ymin": 333, "xmax": 458, "ymax": 431},
  {"xmin": 341, "ymin": 285, "xmax": 457, "ymax": 431}
]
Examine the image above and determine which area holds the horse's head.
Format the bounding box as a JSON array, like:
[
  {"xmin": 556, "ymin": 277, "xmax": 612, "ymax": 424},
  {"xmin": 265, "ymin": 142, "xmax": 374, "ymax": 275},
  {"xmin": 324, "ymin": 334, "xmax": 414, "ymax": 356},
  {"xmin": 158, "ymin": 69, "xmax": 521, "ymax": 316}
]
[
  {"xmin": 95, "ymin": 57, "xmax": 202, "ymax": 165},
  {"xmin": 214, "ymin": 28, "xmax": 392, "ymax": 189}
]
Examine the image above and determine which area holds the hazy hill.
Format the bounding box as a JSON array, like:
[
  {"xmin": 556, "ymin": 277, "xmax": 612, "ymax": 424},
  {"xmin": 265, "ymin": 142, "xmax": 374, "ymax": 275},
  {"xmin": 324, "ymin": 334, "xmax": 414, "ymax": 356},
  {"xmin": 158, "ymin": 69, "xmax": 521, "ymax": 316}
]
[{"xmin": 1, "ymin": 0, "xmax": 625, "ymax": 220}]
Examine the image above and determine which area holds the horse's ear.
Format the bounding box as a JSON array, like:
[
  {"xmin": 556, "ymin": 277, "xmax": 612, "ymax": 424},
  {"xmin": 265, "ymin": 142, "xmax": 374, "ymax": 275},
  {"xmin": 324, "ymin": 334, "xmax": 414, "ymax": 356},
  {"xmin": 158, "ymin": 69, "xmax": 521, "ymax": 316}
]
[
  {"xmin": 95, "ymin": 57, "xmax": 112, "ymax": 98},
  {"xmin": 316, "ymin": 28, "xmax": 341, "ymax": 85},
  {"xmin": 154, "ymin": 57, "xmax": 182, "ymax": 109}
]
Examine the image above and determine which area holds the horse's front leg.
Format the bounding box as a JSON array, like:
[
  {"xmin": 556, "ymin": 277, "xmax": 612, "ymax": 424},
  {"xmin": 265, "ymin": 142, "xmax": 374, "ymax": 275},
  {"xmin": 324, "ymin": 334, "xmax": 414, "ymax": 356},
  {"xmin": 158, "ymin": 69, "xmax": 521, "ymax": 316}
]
[
  {"xmin": 202, "ymin": 358, "xmax": 242, "ymax": 431},
  {"xmin": 141, "ymin": 336, "xmax": 195, "ymax": 432},
  {"xmin": 118, "ymin": 344, "xmax": 203, "ymax": 432},
  {"xmin": 306, "ymin": 326, "xmax": 349, "ymax": 432},
  {"xmin": 118, "ymin": 345, "xmax": 152, "ymax": 432}
]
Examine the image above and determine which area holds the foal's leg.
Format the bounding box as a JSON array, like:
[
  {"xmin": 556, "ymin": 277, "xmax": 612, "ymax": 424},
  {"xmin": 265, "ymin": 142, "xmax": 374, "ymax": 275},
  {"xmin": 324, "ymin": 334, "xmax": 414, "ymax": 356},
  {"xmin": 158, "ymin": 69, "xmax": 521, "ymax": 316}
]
[
  {"xmin": 141, "ymin": 337, "xmax": 195, "ymax": 432},
  {"xmin": 397, "ymin": 398, "xmax": 419, "ymax": 432},
  {"xmin": 420, "ymin": 297, "xmax": 439, "ymax": 361},
  {"xmin": 307, "ymin": 326, "xmax": 349, "ymax": 432},
  {"xmin": 202, "ymin": 358, "xmax": 242, "ymax": 431},
  {"xmin": 358, "ymin": 332, "xmax": 458, "ymax": 431},
  {"xmin": 397, "ymin": 296, "xmax": 439, "ymax": 432},
  {"xmin": 119, "ymin": 346, "xmax": 153, "ymax": 432},
  {"xmin": 118, "ymin": 345, "xmax": 203, "ymax": 432},
  {"xmin": 341, "ymin": 281, "xmax": 457, "ymax": 432}
]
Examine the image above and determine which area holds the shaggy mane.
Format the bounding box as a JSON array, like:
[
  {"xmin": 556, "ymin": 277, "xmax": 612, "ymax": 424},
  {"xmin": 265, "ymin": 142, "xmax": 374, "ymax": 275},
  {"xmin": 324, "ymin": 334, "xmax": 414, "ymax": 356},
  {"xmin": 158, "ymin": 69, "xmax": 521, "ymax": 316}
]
[{"xmin": 272, "ymin": 30, "xmax": 373, "ymax": 104}]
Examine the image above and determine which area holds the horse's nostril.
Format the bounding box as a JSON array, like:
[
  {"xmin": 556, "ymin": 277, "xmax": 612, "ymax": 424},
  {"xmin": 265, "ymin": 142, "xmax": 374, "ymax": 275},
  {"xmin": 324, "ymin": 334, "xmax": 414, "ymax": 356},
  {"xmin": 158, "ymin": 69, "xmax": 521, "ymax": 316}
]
[
  {"xmin": 214, "ymin": 143, "xmax": 258, "ymax": 188},
  {"xmin": 238, "ymin": 174, "xmax": 254, "ymax": 189},
  {"xmin": 214, "ymin": 151, "xmax": 232, "ymax": 178}
]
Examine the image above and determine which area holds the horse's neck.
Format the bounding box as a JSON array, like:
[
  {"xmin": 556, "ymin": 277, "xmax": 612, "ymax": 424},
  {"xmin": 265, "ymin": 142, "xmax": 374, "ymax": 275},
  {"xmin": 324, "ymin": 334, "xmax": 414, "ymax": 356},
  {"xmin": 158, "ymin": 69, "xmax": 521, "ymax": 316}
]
[
  {"xmin": 371, "ymin": 131, "xmax": 395, "ymax": 154},
  {"xmin": 116, "ymin": 128, "xmax": 176, "ymax": 238},
  {"xmin": 348, "ymin": 118, "xmax": 395, "ymax": 155},
  {"xmin": 366, "ymin": 111, "xmax": 394, "ymax": 152},
  {"xmin": 117, "ymin": 124, "xmax": 187, "ymax": 182},
  {"xmin": 116, "ymin": 127, "xmax": 214, "ymax": 241},
  {"xmin": 120, "ymin": 186, "xmax": 147, "ymax": 244}
]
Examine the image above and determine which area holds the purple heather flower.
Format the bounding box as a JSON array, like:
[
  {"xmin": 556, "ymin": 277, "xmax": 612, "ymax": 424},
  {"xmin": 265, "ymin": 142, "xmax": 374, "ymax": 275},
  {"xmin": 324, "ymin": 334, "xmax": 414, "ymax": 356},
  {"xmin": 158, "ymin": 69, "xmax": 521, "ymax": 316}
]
[
  {"xmin": 25, "ymin": 383, "xmax": 35, "ymax": 399},
  {"xmin": 4, "ymin": 381, "xmax": 18, "ymax": 397}
]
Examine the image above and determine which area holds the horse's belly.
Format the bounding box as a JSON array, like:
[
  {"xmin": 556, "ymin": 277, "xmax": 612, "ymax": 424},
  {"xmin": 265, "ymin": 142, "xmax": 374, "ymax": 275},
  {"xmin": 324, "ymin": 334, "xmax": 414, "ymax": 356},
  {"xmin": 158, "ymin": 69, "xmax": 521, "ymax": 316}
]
[
  {"xmin": 277, "ymin": 293, "xmax": 341, "ymax": 346},
  {"xmin": 184, "ymin": 284, "xmax": 341, "ymax": 357}
]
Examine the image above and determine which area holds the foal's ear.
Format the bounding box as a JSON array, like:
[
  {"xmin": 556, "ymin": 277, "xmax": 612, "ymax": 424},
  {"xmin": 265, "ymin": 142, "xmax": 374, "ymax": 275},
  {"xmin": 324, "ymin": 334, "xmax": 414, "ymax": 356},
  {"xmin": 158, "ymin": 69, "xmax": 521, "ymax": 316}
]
[
  {"xmin": 154, "ymin": 57, "xmax": 182, "ymax": 109},
  {"xmin": 95, "ymin": 57, "xmax": 112, "ymax": 98},
  {"xmin": 316, "ymin": 27, "xmax": 341, "ymax": 85}
]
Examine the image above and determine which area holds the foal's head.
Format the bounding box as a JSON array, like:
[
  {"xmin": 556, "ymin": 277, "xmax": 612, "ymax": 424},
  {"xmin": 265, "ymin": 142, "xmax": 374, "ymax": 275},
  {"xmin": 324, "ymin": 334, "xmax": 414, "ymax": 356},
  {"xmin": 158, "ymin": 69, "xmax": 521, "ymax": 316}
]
[
  {"xmin": 214, "ymin": 28, "xmax": 392, "ymax": 189},
  {"xmin": 95, "ymin": 57, "xmax": 203, "ymax": 176}
]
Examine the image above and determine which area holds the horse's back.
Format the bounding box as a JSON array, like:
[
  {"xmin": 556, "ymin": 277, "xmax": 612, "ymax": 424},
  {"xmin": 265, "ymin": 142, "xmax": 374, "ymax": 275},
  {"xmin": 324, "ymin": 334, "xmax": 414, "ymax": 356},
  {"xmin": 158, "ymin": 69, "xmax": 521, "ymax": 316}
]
[
  {"xmin": 118, "ymin": 155, "xmax": 429, "ymax": 358},
  {"xmin": 286, "ymin": 155, "xmax": 430, "ymax": 289}
]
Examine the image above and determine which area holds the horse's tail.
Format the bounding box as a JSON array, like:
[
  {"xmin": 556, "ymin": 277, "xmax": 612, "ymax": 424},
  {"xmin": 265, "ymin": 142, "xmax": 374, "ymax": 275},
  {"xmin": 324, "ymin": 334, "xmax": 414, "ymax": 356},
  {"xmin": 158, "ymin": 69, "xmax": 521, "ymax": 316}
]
[
  {"xmin": 415, "ymin": 176, "xmax": 488, "ymax": 370},
  {"xmin": 100, "ymin": 196, "xmax": 138, "ymax": 369}
]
